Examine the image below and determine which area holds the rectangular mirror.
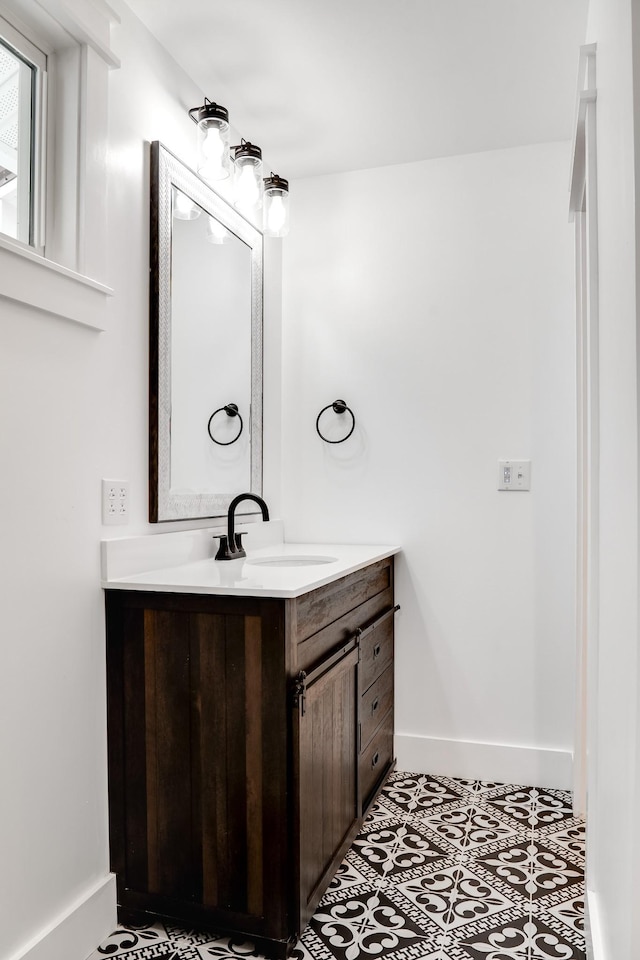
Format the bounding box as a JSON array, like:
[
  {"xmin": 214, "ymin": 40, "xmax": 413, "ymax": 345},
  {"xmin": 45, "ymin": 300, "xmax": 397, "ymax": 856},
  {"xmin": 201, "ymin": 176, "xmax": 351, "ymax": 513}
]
[{"xmin": 149, "ymin": 141, "xmax": 263, "ymax": 521}]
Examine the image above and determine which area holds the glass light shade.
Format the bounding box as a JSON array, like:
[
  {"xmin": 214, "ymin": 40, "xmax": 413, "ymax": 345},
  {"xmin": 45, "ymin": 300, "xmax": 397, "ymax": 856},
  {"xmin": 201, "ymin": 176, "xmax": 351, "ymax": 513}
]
[
  {"xmin": 172, "ymin": 186, "xmax": 201, "ymax": 220},
  {"xmin": 190, "ymin": 101, "xmax": 231, "ymax": 182},
  {"xmin": 206, "ymin": 215, "xmax": 231, "ymax": 244},
  {"xmin": 263, "ymin": 175, "xmax": 289, "ymax": 237},
  {"xmin": 233, "ymin": 142, "xmax": 263, "ymax": 216}
]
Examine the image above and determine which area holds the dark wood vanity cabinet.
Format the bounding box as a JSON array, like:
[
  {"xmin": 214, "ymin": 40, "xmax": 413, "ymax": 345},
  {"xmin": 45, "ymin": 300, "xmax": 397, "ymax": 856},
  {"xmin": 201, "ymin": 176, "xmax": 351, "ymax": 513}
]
[{"xmin": 105, "ymin": 556, "xmax": 396, "ymax": 957}]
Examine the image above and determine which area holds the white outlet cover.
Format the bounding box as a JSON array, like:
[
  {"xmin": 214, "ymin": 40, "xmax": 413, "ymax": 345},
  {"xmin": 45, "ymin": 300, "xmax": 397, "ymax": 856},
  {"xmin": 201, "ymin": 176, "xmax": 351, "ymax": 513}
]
[{"xmin": 102, "ymin": 478, "xmax": 130, "ymax": 525}]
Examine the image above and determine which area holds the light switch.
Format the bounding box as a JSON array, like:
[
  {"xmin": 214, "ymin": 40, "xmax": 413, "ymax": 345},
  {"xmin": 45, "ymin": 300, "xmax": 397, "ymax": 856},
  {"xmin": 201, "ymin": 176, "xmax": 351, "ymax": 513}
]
[{"xmin": 498, "ymin": 459, "xmax": 531, "ymax": 491}]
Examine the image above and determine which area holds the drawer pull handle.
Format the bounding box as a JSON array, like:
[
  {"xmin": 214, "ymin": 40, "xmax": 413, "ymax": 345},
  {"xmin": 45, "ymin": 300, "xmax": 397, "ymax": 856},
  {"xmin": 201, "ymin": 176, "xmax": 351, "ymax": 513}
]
[
  {"xmin": 371, "ymin": 697, "xmax": 379, "ymax": 715},
  {"xmin": 373, "ymin": 643, "xmax": 381, "ymax": 659},
  {"xmin": 371, "ymin": 751, "xmax": 380, "ymax": 769}
]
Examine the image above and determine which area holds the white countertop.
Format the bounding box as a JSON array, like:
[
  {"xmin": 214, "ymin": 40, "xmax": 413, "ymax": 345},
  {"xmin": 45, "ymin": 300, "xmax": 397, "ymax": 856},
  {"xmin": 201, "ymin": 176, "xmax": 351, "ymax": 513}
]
[{"xmin": 101, "ymin": 522, "xmax": 400, "ymax": 598}]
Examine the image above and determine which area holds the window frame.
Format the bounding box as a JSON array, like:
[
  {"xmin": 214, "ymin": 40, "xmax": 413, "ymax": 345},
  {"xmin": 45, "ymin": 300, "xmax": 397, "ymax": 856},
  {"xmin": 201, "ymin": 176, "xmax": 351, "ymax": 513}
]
[
  {"xmin": 0, "ymin": 13, "xmax": 47, "ymax": 252},
  {"xmin": 0, "ymin": 0, "xmax": 118, "ymax": 331}
]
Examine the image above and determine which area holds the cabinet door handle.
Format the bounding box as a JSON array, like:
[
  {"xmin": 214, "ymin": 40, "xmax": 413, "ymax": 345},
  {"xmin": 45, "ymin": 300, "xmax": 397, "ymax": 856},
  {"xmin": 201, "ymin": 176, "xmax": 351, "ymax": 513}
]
[
  {"xmin": 371, "ymin": 751, "xmax": 380, "ymax": 769},
  {"xmin": 373, "ymin": 643, "xmax": 381, "ymax": 659},
  {"xmin": 293, "ymin": 671, "xmax": 307, "ymax": 716},
  {"xmin": 371, "ymin": 697, "xmax": 379, "ymax": 715}
]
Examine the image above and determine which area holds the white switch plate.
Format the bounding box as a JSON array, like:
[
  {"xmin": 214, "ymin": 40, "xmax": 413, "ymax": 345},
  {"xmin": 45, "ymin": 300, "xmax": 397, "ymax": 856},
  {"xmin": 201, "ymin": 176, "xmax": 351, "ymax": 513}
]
[
  {"xmin": 498, "ymin": 460, "xmax": 531, "ymax": 491},
  {"xmin": 102, "ymin": 479, "xmax": 130, "ymax": 525}
]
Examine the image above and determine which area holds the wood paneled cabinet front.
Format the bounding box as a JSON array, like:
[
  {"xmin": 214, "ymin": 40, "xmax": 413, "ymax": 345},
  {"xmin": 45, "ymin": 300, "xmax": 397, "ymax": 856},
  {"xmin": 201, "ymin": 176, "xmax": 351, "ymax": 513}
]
[{"xmin": 105, "ymin": 556, "xmax": 396, "ymax": 957}]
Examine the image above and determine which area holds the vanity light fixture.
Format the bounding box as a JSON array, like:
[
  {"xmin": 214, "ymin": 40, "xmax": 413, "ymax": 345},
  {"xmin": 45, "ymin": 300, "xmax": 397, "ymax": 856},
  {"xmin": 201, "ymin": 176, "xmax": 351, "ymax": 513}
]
[
  {"xmin": 188, "ymin": 98, "xmax": 231, "ymax": 182},
  {"xmin": 233, "ymin": 140, "xmax": 263, "ymax": 216},
  {"xmin": 188, "ymin": 98, "xmax": 291, "ymax": 236},
  {"xmin": 263, "ymin": 173, "xmax": 290, "ymax": 237}
]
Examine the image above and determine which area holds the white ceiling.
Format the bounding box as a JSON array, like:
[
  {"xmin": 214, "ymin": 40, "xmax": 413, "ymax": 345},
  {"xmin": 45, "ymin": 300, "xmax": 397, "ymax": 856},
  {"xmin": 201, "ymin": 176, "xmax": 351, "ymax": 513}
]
[{"xmin": 124, "ymin": 0, "xmax": 589, "ymax": 181}]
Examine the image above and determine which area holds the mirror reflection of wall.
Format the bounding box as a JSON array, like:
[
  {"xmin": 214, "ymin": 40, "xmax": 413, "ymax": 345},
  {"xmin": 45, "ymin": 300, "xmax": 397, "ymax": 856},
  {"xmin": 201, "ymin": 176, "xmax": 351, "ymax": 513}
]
[{"xmin": 170, "ymin": 188, "xmax": 252, "ymax": 496}]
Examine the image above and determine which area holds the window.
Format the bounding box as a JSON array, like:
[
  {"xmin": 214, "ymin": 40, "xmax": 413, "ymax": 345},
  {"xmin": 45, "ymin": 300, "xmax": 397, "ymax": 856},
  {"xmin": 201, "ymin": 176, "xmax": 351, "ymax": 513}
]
[
  {"xmin": 0, "ymin": 0, "xmax": 118, "ymax": 330},
  {"xmin": 0, "ymin": 16, "xmax": 45, "ymax": 250}
]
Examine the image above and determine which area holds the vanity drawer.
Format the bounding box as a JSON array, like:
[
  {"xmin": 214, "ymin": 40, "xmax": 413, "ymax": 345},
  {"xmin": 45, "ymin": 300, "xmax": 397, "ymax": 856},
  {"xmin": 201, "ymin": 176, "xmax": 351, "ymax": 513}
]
[
  {"xmin": 360, "ymin": 663, "xmax": 394, "ymax": 751},
  {"xmin": 296, "ymin": 588, "xmax": 393, "ymax": 673},
  {"xmin": 360, "ymin": 709, "xmax": 393, "ymax": 809},
  {"xmin": 359, "ymin": 615, "xmax": 394, "ymax": 693},
  {"xmin": 295, "ymin": 559, "xmax": 393, "ymax": 644}
]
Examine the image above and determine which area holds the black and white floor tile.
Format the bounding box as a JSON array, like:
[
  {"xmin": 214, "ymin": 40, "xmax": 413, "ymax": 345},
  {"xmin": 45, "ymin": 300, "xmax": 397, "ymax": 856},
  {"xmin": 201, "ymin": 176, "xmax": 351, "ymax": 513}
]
[{"xmin": 89, "ymin": 772, "xmax": 586, "ymax": 960}]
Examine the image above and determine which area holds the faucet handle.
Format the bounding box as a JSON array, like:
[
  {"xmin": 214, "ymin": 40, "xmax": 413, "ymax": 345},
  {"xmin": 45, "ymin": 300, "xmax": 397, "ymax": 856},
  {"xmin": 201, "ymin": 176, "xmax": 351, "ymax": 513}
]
[
  {"xmin": 233, "ymin": 532, "xmax": 247, "ymax": 559},
  {"xmin": 214, "ymin": 534, "xmax": 234, "ymax": 561},
  {"xmin": 213, "ymin": 532, "xmax": 247, "ymax": 560}
]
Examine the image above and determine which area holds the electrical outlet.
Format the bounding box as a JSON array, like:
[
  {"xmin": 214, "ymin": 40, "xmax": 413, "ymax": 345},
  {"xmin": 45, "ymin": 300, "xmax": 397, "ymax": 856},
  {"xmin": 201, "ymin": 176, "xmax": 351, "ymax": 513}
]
[{"xmin": 102, "ymin": 479, "xmax": 130, "ymax": 525}]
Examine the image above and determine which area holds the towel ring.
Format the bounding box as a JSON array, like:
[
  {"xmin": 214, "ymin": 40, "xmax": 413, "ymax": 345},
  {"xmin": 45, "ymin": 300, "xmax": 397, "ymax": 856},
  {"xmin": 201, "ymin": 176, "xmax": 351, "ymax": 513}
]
[
  {"xmin": 207, "ymin": 403, "xmax": 243, "ymax": 445},
  {"xmin": 316, "ymin": 399, "xmax": 356, "ymax": 444}
]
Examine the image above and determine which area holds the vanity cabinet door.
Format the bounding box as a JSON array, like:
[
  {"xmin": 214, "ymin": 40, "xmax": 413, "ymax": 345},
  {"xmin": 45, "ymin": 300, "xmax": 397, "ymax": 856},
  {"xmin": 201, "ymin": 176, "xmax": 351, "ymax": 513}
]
[
  {"xmin": 105, "ymin": 591, "xmax": 291, "ymax": 947},
  {"xmin": 294, "ymin": 643, "xmax": 360, "ymax": 930}
]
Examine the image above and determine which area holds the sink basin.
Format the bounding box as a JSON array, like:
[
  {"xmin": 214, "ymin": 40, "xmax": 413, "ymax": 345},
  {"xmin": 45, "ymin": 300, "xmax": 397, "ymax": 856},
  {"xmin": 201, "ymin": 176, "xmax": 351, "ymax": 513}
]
[{"xmin": 246, "ymin": 555, "xmax": 338, "ymax": 568}]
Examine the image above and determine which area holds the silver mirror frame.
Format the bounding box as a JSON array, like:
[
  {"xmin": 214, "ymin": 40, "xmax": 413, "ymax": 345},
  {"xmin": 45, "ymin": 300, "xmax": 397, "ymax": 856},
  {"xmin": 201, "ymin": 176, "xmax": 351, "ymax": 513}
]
[{"xmin": 149, "ymin": 141, "xmax": 263, "ymax": 522}]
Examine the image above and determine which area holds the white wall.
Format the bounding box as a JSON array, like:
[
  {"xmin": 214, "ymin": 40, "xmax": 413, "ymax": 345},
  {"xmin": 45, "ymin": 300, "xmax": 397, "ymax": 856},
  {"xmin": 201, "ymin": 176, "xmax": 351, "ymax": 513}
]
[
  {"xmin": 281, "ymin": 142, "xmax": 576, "ymax": 786},
  {"xmin": 581, "ymin": 1, "xmax": 640, "ymax": 958},
  {"xmin": 0, "ymin": 3, "xmax": 283, "ymax": 958},
  {"xmin": 0, "ymin": 4, "xmax": 579, "ymax": 957}
]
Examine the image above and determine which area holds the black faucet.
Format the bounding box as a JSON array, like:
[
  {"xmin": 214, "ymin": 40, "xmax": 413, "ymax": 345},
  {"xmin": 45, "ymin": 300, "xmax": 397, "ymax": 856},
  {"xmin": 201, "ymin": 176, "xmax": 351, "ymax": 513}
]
[{"xmin": 215, "ymin": 492, "xmax": 270, "ymax": 560}]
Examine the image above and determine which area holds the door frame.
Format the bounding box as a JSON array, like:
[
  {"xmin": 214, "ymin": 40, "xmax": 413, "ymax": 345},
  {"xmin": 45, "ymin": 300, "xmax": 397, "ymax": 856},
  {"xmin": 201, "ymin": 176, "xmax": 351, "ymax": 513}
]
[{"xmin": 569, "ymin": 43, "xmax": 598, "ymax": 825}]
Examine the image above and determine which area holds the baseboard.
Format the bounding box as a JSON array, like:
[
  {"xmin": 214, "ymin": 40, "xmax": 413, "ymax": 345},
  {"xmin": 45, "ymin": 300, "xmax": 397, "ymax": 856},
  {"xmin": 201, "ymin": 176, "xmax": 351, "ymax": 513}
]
[
  {"xmin": 585, "ymin": 887, "xmax": 606, "ymax": 960},
  {"xmin": 395, "ymin": 733, "xmax": 572, "ymax": 789},
  {"xmin": 8, "ymin": 873, "xmax": 117, "ymax": 960}
]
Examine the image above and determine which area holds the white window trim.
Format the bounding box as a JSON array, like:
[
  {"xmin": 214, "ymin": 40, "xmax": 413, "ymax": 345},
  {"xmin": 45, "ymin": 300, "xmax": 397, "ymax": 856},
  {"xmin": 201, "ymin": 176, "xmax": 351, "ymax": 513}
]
[
  {"xmin": 0, "ymin": 15, "xmax": 46, "ymax": 248},
  {"xmin": 0, "ymin": 0, "xmax": 119, "ymax": 331}
]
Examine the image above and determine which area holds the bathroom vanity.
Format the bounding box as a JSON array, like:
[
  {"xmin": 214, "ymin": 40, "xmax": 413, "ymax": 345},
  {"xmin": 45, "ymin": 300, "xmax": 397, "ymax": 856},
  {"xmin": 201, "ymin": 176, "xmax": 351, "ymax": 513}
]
[{"xmin": 103, "ymin": 535, "xmax": 399, "ymax": 957}]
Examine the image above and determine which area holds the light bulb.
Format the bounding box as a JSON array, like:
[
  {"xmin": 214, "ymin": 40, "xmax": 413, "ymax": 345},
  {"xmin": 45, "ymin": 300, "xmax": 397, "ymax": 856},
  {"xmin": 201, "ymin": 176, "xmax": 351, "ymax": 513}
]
[
  {"xmin": 266, "ymin": 195, "xmax": 286, "ymax": 233},
  {"xmin": 235, "ymin": 164, "xmax": 262, "ymax": 211},
  {"xmin": 206, "ymin": 216, "xmax": 230, "ymax": 244},
  {"xmin": 201, "ymin": 126, "xmax": 227, "ymax": 180},
  {"xmin": 173, "ymin": 187, "xmax": 200, "ymax": 220},
  {"xmin": 263, "ymin": 174, "xmax": 289, "ymax": 237},
  {"xmin": 233, "ymin": 142, "xmax": 263, "ymax": 216},
  {"xmin": 189, "ymin": 101, "xmax": 231, "ymax": 182}
]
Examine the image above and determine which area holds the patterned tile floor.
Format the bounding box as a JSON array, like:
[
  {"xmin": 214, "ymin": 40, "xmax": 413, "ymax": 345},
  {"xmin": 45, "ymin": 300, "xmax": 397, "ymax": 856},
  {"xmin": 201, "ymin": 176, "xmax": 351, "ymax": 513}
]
[{"xmin": 90, "ymin": 771, "xmax": 586, "ymax": 960}]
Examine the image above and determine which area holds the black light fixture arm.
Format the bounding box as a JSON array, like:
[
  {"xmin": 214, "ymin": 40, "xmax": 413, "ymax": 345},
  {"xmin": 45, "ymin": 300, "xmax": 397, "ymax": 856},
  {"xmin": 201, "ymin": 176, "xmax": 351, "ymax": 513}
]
[
  {"xmin": 231, "ymin": 138, "xmax": 262, "ymax": 161},
  {"xmin": 188, "ymin": 97, "xmax": 229, "ymax": 125}
]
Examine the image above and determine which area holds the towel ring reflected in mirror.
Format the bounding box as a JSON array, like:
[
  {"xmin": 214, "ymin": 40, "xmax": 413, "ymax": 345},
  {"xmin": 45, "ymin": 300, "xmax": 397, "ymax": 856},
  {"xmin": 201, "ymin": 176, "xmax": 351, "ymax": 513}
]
[{"xmin": 207, "ymin": 403, "xmax": 244, "ymax": 445}]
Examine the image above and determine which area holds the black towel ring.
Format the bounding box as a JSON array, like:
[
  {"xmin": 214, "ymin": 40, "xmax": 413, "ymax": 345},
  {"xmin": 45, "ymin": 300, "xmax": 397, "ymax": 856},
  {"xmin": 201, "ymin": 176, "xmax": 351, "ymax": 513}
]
[
  {"xmin": 316, "ymin": 399, "xmax": 356, "ymax": 444},
  {"xmin": 207, "ymin": 403, "xmax": 243, "ymax": 445}
]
